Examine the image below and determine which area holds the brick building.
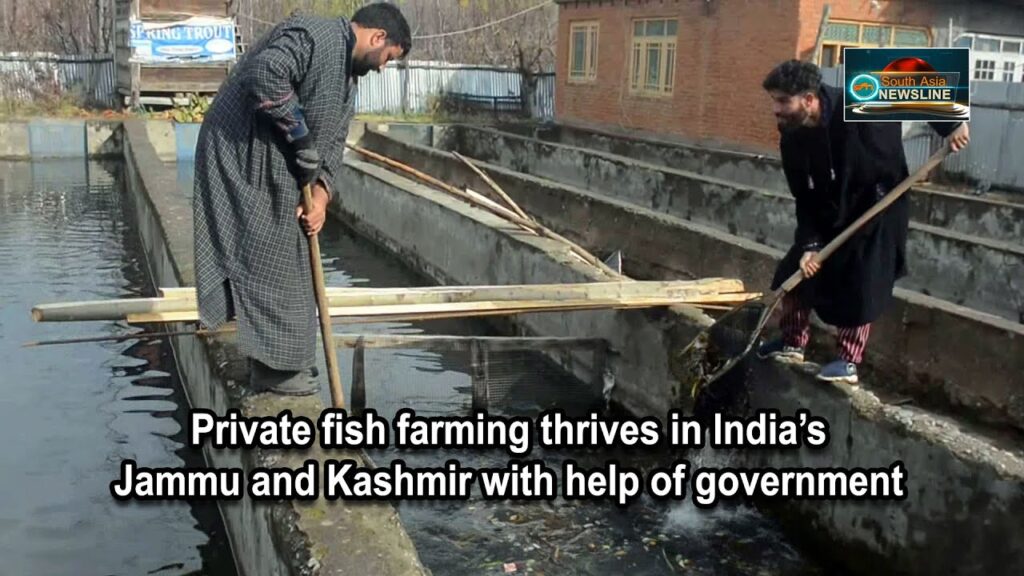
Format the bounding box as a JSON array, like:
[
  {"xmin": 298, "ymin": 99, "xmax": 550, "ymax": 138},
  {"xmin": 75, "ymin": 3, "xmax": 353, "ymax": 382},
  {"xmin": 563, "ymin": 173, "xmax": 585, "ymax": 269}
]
[{"xmin": 554, "ymin": 0, "xmax": 1024, "ymax": 152}]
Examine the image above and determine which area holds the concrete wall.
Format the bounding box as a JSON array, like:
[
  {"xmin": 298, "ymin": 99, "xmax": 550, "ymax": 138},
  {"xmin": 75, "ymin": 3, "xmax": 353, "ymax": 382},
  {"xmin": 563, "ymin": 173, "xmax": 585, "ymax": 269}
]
[
  {"xmin": 497, "ymin": 120, "xmax": 790, "ymax": 191},
  {"xmin": 359, "ymin": 128, "xmax": 1024, "ymax": 435},
  {"xmin": 344, "ymin": 129, "xmax": 1024, "ymax": 576},
  {"xmin": 362, "ymin": 122, "xmax": 436, "ymax": 148},
  {"xmin": 742, "ymin": 360, "xmax": 1024, "ymax": 576},
  {"xmin": 441, "ymin": 125, "xmax": 1024, "ymax": 323},
  {"xmin": 333, "ymin": 152, "xmax": 710, "ymax": 419},
  {"xmin": 499, "ymin": 121, "xmax": 1024, "ymax": 245},
  {"xmin": 0, "ymin": 120, "xmax": 120, "ymax": 159},
  {"xmin": 122, "ymin": 120, "xmax": 428, "ymax": 576}
]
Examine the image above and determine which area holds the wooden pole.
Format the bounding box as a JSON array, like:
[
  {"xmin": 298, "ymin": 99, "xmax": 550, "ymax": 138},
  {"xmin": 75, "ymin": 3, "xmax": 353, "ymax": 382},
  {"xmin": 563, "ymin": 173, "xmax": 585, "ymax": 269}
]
[
  {"xmin": 452, "ymin": 150, "xmax": 531, "ymax": 221},
  {"xmin": 302, "ymin": 183, "xmax": 345, "ymax": 409},
  {"xmin": 346, "ymin": 144, "xmax": 623, "ymax": 279}
]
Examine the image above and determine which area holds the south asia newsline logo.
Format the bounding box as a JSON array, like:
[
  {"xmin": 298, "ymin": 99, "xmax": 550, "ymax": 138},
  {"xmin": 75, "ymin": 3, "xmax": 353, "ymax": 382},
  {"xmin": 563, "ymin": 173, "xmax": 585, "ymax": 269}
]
[{"xmin": 843, "ymin": 48, "xmax": 970, "ymax": 122}]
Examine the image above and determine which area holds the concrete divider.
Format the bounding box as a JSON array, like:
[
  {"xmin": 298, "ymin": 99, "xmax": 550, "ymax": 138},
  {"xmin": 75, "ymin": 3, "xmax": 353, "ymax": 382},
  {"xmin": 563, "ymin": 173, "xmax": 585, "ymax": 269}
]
[
  {"xmin": 122, "ymin": 120, "xmax": 428, "ymax": 576},
  {"xmin": 441, "ymin": 124, "xmax": 1024, "ymax": 322},
  {"xmin": 497, "ymin": 120, "xmax": 790, "ymax": 191},
  {"xmin": 0, "ymin": 122, "xmax": 31, "ymax": 158},
  {"xmin": 334, "ymin": 152, "xmax": 710, "ymax": 418},
  {"xmin": 0, "ymin": 120, "xmax": 120, "ymax": 159},
  {"xmin": 359, "ymin": 127, "xmax": 1024, "ymax": 434},
  {"xmin": 499, "ymin": 120, "xmax": 1024, "ymax": 245},
  {"xmin": 343, "ymin": 129, "xmax": 1024, "ymax": 576}
]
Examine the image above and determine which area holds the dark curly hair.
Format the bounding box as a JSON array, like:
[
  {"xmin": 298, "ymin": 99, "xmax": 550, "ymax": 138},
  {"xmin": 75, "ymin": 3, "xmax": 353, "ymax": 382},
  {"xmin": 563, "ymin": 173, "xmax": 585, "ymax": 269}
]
[
  {"xmin": 352, "ymin": 2, "xmax": 412, "ymax": 57},
  {"xmin": 762, "ymin": 60, "xmax": 822, "ymax": 95}
]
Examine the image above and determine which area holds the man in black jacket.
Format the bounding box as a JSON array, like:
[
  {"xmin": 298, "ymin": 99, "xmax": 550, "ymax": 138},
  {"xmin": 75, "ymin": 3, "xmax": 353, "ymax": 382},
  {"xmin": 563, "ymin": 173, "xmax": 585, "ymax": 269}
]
[{"xmin": 756, "ymin": 60, "xmax": 969, "ymax": 384}]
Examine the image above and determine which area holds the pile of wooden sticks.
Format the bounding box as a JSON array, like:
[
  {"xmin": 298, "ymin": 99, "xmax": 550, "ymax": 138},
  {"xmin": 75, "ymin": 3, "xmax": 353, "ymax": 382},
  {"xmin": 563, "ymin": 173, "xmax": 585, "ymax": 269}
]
[{"xmin": 31, "ymin": 279, "xmax": 759, "ymax": 325}]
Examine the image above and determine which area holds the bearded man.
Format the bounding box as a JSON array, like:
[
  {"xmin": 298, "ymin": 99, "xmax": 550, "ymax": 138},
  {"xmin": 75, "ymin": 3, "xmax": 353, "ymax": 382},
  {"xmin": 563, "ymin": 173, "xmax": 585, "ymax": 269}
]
[
  {"xmin": 193, "ymin": 3, "xmax": 411, "ymax": 395},
  {"xmin": 757, "ymin": 60, "xmax": 969, "ymax": 384}
]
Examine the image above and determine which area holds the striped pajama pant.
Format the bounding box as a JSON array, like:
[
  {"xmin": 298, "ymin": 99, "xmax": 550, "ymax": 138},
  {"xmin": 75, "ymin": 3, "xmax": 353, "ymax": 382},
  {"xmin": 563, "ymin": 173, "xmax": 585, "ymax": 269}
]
[{"xmin": 780, "ymin": 293, "xmax": 872, "ymax": 364}]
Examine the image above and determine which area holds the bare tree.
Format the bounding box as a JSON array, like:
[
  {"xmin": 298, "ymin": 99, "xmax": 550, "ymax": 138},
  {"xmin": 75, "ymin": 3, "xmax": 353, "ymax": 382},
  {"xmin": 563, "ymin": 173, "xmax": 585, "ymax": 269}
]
[
  {"xmin": 232, "ymin": 0, "xmax": 556, "ymax": 72},
  {"xmin": 0, "ymin": 0, "xmax": 113, "ymax": 54}
]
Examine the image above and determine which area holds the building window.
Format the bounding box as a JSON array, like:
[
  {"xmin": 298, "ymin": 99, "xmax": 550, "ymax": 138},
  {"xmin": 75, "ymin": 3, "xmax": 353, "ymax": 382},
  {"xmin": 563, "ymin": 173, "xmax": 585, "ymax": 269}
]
[
  {"xmin": 818, "ymin": 20, "xmax": 931, "ymax": 67},
  {"xmin": 629, "ymin": 18, "xmax": 677, "ymax": 96},
  {"xmin": 568, "ymin": 21, "xmax": 599, "ymax": 83},
  {"xmin": 975, "ymin": 37, "xmax": 1001, "ymax": 52},
  {"xmin": 975, "ymin": 60, "xmax": 996, "ymax": 80},
  {"xmin": 958, "ymin": 33, "xmax": 1024, "ymax": 82}
]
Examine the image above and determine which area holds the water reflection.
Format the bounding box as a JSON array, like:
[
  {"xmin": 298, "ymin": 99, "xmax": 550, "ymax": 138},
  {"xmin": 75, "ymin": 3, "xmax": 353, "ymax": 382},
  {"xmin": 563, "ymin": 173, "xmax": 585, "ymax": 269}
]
[{"xmin": 0, "ymin": 159, "xmax": 235, "ymax": 575}]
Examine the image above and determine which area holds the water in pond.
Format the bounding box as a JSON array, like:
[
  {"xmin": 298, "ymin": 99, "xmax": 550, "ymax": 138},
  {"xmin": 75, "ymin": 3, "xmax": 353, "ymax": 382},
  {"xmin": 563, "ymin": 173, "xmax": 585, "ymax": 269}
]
[
  {"xmin": 0, "ymin": 160, "xmax": 237, "ymax": 575},
  {"xmin": 314, "ymin": 224, "xmax": 836, "ymax": 575}
]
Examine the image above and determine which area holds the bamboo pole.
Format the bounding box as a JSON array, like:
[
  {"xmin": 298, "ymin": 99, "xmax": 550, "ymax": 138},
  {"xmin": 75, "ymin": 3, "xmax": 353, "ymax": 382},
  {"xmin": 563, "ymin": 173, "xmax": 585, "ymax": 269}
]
[{"xmin": 346, "ymin": 144, "xmax": 622, "ymax": 278}]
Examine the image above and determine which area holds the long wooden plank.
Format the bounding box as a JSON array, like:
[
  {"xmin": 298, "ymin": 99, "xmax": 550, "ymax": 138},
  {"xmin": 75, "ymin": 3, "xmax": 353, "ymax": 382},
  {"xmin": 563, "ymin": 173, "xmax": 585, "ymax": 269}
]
[
  {"xmin": 32, "ymin": 297, "xmax": 196, "ymax": 322},
  {"xmin": 157, "ymin": 278, "xmax": 745, "ymax": 303},
  {"xmin": 40, "ymin": 280, "xmax": 750, "ymax": 322},
  {"xmin": 123, "ymin": 294, "xmax": 760, "ymax": 324}
]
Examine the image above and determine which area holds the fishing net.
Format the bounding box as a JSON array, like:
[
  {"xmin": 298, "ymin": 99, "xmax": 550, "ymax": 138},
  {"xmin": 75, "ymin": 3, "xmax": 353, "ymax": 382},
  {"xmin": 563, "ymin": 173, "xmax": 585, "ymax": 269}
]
[
  {"xmin": 669, "ymin": 297, "xmax": 776, "ymax": 401},
  {"xmin": 324, "ymin": 335, "xmax": 608, "ymax": 419}
]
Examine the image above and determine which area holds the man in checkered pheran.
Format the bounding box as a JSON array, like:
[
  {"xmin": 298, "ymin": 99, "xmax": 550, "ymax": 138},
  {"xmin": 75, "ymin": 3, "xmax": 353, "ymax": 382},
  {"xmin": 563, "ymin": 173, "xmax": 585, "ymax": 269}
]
[{"xmin": 193, "ymin": 3, "xmax": 411, "ymax": 396}]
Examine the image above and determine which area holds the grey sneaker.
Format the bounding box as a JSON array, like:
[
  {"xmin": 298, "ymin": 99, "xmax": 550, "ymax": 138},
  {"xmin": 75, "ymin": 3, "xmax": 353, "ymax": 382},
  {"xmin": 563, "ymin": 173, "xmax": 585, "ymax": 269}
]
[
  {"xmin": 250, "ymin": 360, "xmax": 321, "ymax": 396},
  {"xmin": 756, "ymin": 338, "xmax": 805, "ymax": 363}
]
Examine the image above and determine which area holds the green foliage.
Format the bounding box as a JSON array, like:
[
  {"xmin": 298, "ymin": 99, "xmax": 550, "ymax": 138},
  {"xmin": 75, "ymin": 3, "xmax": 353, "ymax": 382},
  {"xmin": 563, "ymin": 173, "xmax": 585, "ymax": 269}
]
[{"xmin": 170, "ymin": 94, "xmax": 212, "ymax": 123}]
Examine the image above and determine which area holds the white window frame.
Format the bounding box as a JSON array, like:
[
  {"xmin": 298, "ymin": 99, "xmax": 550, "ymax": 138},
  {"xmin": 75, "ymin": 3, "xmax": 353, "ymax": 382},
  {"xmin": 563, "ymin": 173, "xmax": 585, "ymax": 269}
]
[{"xmin": 958, "ymin": 32, "xmax": 1024, "ymax": 83}]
